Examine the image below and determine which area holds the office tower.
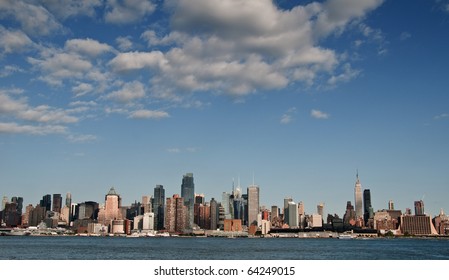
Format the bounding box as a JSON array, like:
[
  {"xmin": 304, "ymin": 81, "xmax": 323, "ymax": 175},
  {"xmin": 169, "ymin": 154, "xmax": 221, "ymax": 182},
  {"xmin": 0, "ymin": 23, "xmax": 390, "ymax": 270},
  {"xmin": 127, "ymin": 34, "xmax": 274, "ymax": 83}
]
[
  {"xmin": 354, "ymin": 172, "xmax": 363, "ymax": 220},
  {"xmin": 247, "ymin": 185, "xmax": 259, "ymax": 226},
  {"xmin": 181, "ymin": 173, "xmax": 195, "ymax": 229},
  {"xmin": 165, "ymin": 194, "xmax": 186, "ymax": 233},
  {"xmin": 317, "ymin": 203, "xmax": 324, "ymax": 217},
  {"xmin": 222, "ymin": 192, "xmax": 231, "ymax": 219},
  {"xmin": 363, "ymin": 189, "xmax": 372, "ymax": 225},
  {"xmin": 343, "ymin": 201, "xmax": 356, "ymax": 226},
  {"xmin": 40, "ymin": 194, "xmax": 52, "ymax": 212},
  {"xmin": 98, "ymin": 187, "xmax": 122, "ymax": 227},
  {"xmin": 142, "ymin": 195, "xmax": 152, "ymax": 214},
  {"xmin": 210, "ymin": 198, "xmax": 218, "ymax": 230},
  {"xmin": 11, "ymin": 197, "xmax": 23, "ymax": 215},
  {"xmin": 283, "ymin": 197, "xmax": 293, "ymax": 224},
  {"xmin": 414, "ymin": 200, "xmax": 425, "ymax": 216},
  {"xmin": 388, "ymin": 200, "xmax": 394, "ymax": 210},
  {"xmin": 271, "ymin": 205, "xmax": 279, "ymax": 221},
  {"xmin": 298, "ymin": 201, "xmax": 305, "ymax": 215},
  {"xmin": 22, "ymin": 204, "xmax": 34, "ymax": 226},
  {"xmin": 65, "ymin": 193, "xmax": 72, "ymax": 207},
  {"xmin": 288, "ymin": 201, "xmax": 299, "ymax": 228},
  {"xmin": 153, "ymin": 185, "xmax": 165, "ymax": 230},
  {"xmin": 195, "ymin": 194, "xmax": 205, "ymax": 205},
  {"xmin": 52, "ymin": 194, "xmax": 62, "ymax": 213}
]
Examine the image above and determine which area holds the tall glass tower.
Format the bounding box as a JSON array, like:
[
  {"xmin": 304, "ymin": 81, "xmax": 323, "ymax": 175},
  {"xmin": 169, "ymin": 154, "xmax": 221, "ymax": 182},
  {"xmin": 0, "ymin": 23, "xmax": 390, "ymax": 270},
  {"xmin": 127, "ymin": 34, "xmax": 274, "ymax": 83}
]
[
  {"xmin": 153, "ymin": 185, "xmax": 165, "ymax": 230},
  {"xmin": 363, "ymin": 189, "xmax": 372, "ymax": 225},
  {"xmin": 181, "ymin": 173, "xmax": 195, "ymax": 229}
]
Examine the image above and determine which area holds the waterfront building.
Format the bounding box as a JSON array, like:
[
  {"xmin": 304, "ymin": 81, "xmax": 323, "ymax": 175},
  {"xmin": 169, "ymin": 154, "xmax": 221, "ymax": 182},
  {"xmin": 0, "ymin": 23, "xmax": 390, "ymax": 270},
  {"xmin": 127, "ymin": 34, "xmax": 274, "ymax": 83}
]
[
  {"xmin": 224, "ymin": 219, "xmax": 243, "ymax": 232},
  {"xmin": 3, "ymin": 202, "xmax": 21, "ymax": 227},
  {"xmin": 261, "ymin": 220, "xmax": 271, "ymax": 235},
  {"xmin": 28, "ymin": 205, "xmax": 46, "ymax": 226},
  {"xmin": 210, "ymin": 198, "xmax": 218, "ymax": 230},
  {"xmin": 165, "ymin": 194, "xmax": 186, "ymax": 233},
  {"xmin": 22, "ymin": 204, "xmax": 34, "ymax": 226},
  {"xmin": 1, "ymin": 196, "xmax": 8, "ymax": 211},
  {"xmin": 222, "ymin": 192, "xmax": 232, "ymax": 219},
  {"xmin": 414, "ymin": 200, "xmax": 425, "ymax": 216},
  {"xmin": 400, "ymin": 215, "xmax": 438, "ymax": 235},
  {"xmin": 354, "ymin": 172, "xmax": 363, "ymax": 220},
  {"xmin": 433, "ymin": 209, "xmax": 449, "ymax": 235},
  {"xmin": 153, "ymin": 185, "xmax": 165, "ymax": 230},
  {"xmin": 181, "ymin": 173, "xmax": 195, "ymax": 229},
  {"xmin": 247, "ymin": 185, "xmax": 260, "ymax": 226},
  {"xmin": 309, "ymin": 214, "xmax": 323, "ymax": 228}
]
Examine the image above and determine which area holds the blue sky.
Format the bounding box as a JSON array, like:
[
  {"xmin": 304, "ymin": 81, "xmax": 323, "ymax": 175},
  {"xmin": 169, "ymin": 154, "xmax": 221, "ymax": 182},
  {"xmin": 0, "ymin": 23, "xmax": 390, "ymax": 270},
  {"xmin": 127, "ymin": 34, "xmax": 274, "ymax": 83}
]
[{"xmin": 1, "ymin": 0, "xmax": 448, "ymax": 218}]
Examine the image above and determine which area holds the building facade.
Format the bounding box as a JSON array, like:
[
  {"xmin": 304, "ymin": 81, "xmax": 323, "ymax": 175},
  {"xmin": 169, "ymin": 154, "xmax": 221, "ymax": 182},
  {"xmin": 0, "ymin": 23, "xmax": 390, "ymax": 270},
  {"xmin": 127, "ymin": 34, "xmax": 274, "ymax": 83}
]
[{"xmin": 247, "ymin": 185, "xmax": 259, "ymax": 227}]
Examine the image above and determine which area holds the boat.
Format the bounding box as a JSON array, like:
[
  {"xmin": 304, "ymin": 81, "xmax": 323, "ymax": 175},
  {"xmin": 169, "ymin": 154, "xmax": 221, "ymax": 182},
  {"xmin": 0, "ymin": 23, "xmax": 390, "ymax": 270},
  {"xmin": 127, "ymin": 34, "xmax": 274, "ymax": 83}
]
[
  {"xmin": 338, "ymin": 233, "xmax": 354, "ymax": 239},
  {"xmin": 4, "ymin": 228, "xmax": 31, "ymax": 236}
]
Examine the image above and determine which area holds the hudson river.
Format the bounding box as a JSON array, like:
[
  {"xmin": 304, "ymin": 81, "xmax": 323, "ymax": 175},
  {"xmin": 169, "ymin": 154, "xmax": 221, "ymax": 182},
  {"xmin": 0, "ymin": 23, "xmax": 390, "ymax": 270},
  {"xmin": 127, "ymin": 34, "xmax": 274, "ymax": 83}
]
[{"xmin": 1, "ymin": 236, "xmax": 449, "ymax": 260}]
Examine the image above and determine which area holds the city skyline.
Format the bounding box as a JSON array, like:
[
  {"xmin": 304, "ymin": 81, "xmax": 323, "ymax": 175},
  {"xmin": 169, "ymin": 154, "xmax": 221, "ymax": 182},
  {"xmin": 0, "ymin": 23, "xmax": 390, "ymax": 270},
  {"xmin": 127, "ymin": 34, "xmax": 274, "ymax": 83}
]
[{"xmin": 1, "ymin": 0, "xmax": 449, "ymax": 218}]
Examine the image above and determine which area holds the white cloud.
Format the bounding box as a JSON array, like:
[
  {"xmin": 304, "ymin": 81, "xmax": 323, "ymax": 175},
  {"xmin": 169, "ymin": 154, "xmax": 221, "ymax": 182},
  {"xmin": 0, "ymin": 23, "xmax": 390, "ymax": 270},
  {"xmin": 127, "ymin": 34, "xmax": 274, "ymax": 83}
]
[
  {"xmin": 129, "ymin": 109, "xmax": 170, "ymax": 119},
  {"xmin": 104, "ymin": 0, "xmax": 156, "ymax": 24},
  {"xmin": 167, "ymin": 148, "xmax": 181, "ymax": 153},
  {"xmin": 434, "ymin": 113, "xmax": 449, "ymax": 120},
  {"xmin": 311, "ymin": 109, "xmax": 330, "ymax": 119},
  {"xmin": 280, "ymin": 107, "xmax": 297, "ymax": 124},
  {"xmin": 327, "ymin": 63, "xmax": 360, "ymax": 86},
  {"xmin": 0, "ymin": 65, "xmax": 25, "ymax": 78},
  {"xmin": 72, "ymin": 82, "xmax": 94, "ymax": 97},
  {"xmin": 109, "ymin": 51, "xmax": 165, "ymax": 72},
  {"xmin": 0, "ymin": 0, "xmax": 63, "ymax": 36},
  {"xmin": 69, "ymin": 100, "xmax": 97, "ymax": 107},
  {"xmin": 0, "ymin": 122, "xmax": 66, "ymax": 135},
  {"xmin": 65, "ymin": 38, "xmax": 112, "ymax": 57},
  {"xmin": 0, "ymin": 27, "xmax": 33, "ymax": 54},
  {"xmin": 115, "ymin": 36, "xmax": 133, "ymax": 51},
  {"xmin": 40, "ymin": 0, "xmax": 102, "ymax": 19},
  {"xmin": 66, "ymin": 133, "xmax": 97, "ymax": 143},
  {"xmin": 107, "ymin": 81, "xmax": 146, "ymax": 103}
]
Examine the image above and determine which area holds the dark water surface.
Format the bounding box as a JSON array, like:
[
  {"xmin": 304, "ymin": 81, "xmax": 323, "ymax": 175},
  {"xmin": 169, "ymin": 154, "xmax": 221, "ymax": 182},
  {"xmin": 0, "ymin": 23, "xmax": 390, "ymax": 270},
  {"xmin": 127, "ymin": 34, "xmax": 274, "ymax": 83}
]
[{"xmin": 1, "ymin": 236, "xmax": 449, "ymax": 260}]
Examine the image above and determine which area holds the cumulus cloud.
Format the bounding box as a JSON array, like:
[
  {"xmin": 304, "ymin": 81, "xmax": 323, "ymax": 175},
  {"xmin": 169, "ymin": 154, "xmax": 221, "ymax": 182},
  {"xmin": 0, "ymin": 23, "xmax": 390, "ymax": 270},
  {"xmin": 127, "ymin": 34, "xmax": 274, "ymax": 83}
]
[
  {"xmin": 65, "ymin": 38, "xmax": 112, "ymax": 57},
  {"xmin": 107, "ymin": 81, "xmax": 146, "ymax": 103},
  {"xmin": 0, "ymin": 0, "xmax": 63, "ymax": 36},
  {"xmin": 311, "ymin": 109, "xmax": 330, "ymax": 119},
  {"xmin": 129, "ymin": 109, "xmax": 170, "ymax": 119},
  {"xmin": 0, "ymin": 27, "xmax": 33, "ymax": 54},
  {"xmin": 66, "ymin": 133, "xmax": 97, "ymax": 143},
  {"xmin": 116, "ymin": 36, "xmax": 133, "ymax": 51},
  {"xmin": 0, "ymin": 122, "xmax": 66, "ymax": 135},
  {"xmin": 104, "ymin": 0, "xmax": 156, "ymax": 24},
  {"xmin": 109, "ymin": 51, "xmax": 165, "ymax": 72}
]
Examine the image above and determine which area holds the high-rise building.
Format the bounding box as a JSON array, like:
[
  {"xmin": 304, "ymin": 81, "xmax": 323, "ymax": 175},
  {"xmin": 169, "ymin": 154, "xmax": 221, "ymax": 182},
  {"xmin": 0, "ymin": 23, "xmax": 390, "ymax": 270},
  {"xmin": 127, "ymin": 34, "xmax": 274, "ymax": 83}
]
[
  {"xmin": 165, "ymin": 194, "xmax": 186, "ymax": 233},
  {"xmin": 181, "ymin": 173, "xmax": 195, "ymax": 229},
  {"xmin": 142, "ymin": 195, "xmax": 152, "ymax": 214},
  {"xmin": 153, "ymin": 185, "xmax": 165, "ymax": 230},
  {"xmin": 354, "ymin": 172, "xmax": 363, "ymax": 220},
  {"xmin": 2, "ymin": 196, "xmax": 8, "ymax": 211},
  {"xmin": 247, "ymin": 185, "xmax": 260, "ymax": 226},
  {"xmin": 97, "ymin": 187, "xmax": 122, "ymax": 228},
  {"xmin": 65, "ymin": 193, "xmax": 72, "ymax": 222},
  {"xmin": 288, "ymin": 201, "xmax": 299, "ymax": 228},
  {"xmin": 53, "ymin": 194, "xmax": 62, "ymax": 213},
  {"xmin": 40, "ymin": 194, "xmax": 51, "ymax": 212},
  {"xmin": 388, "ymin": 200, "xmax": 394, "ymax": 210},
  {"xmin": 363, "ymin": 189, "xmax": 373, "ymax": 225},
  {"xmin": 210, "ymin": 198, "xmax": 218, "ymax": 230},
  {"xmin": 317, "ymin": 203, "xmax": 324, "ymax": 217},
  {"xmin": 414, "ymin": 200, "xmax": 425, "ymax": 216},
  {"xmin": 283, "ymin": 197, "xmax": 293, "ymax": 224}
]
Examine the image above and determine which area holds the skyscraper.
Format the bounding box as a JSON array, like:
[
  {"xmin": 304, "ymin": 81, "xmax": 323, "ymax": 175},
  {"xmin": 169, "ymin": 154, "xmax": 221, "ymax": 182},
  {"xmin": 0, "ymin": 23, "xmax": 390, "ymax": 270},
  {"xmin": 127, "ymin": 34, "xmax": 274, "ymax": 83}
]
[
  {"xmin": 247, "ymin": 185, "xmax": 259, "ymax": 226},
  {"xmin": 363, "ymin": 189, "xmax": 372, "ymax": 225},
  {"xmin": 97, "ymin": 187, "xmax": 122, "ymax": 228},
  {"xmin": 181, "ymin": 173, "xmax": 195, "ymax": 229},
  {"xmin": 52, "ymin": 194, "xmax": 62, "ymax": 213},
  {"xmin": 210, "ymin": 198, "xmax": 218, "ymax": 230},
  {"xmin": 165, "ymin": 194, "xmax": 186, "ymax": 233},
  {"xmin": 283, "ymin": 197, "xmax": 293, "ymax": 225},
  {"xmin": 288, "ymin": 201, "xmax": 299, "ymax": 228},
  {"xmin": 388, "ymin": 200, "xmax": 394, "ymax": 210},
  {"xmin": 354, "ymin": 172, "xmax": 363, "ymax": 220},
  {"xmin": 153, "ymin": 185, "xmax": 165, "ymax": 230},
  {"xmin": 317, "ymin": 203, "xmax": 324, "ymax": 217},
  {"xmin": 40, "ymin": 194, "xmax": 51, "ymax": 212},
  {"xmin": 414, "ymin": 200, "xmax": 425, "ymax": 216}
]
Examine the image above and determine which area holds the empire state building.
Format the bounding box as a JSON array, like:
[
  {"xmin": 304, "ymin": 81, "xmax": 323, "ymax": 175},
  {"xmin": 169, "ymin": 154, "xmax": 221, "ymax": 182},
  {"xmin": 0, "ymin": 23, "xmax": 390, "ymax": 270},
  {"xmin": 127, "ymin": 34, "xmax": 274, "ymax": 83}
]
[{"xmin": 354, "ymin": 172, "xmax": 363, "ymax": 220}]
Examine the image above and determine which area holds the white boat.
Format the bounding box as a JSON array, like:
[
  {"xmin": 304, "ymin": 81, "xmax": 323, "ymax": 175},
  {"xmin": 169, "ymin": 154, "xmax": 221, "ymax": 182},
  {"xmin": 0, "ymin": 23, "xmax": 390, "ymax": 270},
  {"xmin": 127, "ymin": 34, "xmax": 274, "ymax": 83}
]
[
  {"xmin": 4, "ymin": 228, "xmax": 31, "ymax": 236},
  {"xmin": 338, "ymin": 233, "xmax": 354, "ymax": 239}
]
